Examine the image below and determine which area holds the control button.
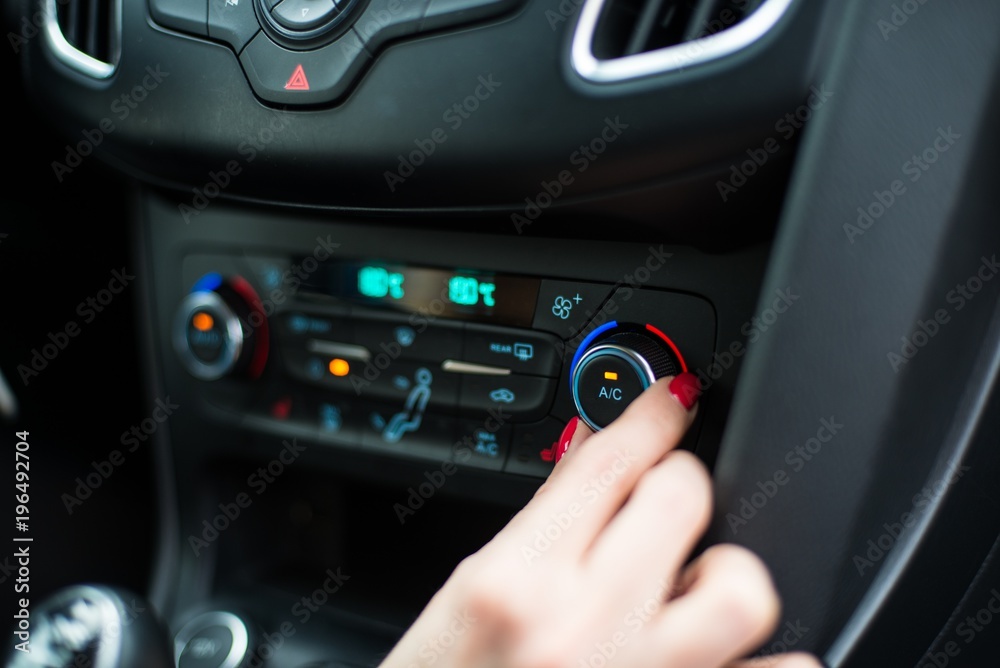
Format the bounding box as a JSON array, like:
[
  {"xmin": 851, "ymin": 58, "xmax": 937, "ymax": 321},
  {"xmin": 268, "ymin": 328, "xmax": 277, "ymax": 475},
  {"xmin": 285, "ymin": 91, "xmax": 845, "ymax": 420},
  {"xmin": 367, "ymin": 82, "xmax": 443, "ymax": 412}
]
[
  {"xmin": 272, "ymin": 0, "xmax": 338, "ymax": 31},
  {"xmin": 275, "ymin": 311, "xmax": 351, "ymax": 340},
  {"xmin": 463, "ymin": 325, "xmax": 561, "ymax": 377},
  {"xmin": 574, "ymin": 353, "xmax": 648, "ymax": 429},
  {"xmin": 362, "ymin": 408, "xmax": 455, "ymax": 461},
  {"xmin": 149, "ymin": 0, "xmax": 208, "ymax": 37},
  {"xmin": 178, "ymin": 624, "xmax": 232, "ymax": 667},
  {"xmin": 454, "ymin": 420, "xmax": 510, "ymax": 471},
  {"xmin": 239, "ymin": 30, "xmax": 370, "ymax": 105},
  {"xmin": 532, "ymin": 280, "xmax": 614, "ymax": 340},
  {"xmin": 459, "ymin": 374, "xmax": 556, "ymax": 422},
  {"xmin": 353, "ymin": 314, "xmax": 462, "ymax": 363},
  {"xmin": 507, "ymin": 419, "xmax": 562, "ymax": 477},
  {"xmin": 174, "ymin": 274, "xmax": 270, "ymax": 380},
  {"xmin": 357, "ymin": 361, "xmax": 458, "ymax": 411},
  {"xmin": 243, "ymin": 384, "xmax": 317, "ymax": 438},
  {"xmin": 186, "ymin": 305, "xmax": 233, "ymax": 366},
  {"xmin": 174, "ymin": 611, "xmax": 250, "ymax": 668},
  {"xmin": 571, "ymin": 327, "xmax": 683, "ymax": 431},
  {"xmin": 208, "ymin": 0, "xmax": 260, "ymax": 52},
  {"xmin": 420, "ymin": 0, "xmax": 519, "ymax": 32},
  {"xmin": 353, "ymin": 0, "xmax": 428, "ymax": 52},
  {"xmin": 281, "ymin": 347, "xmax": 357, "ymax": 393},
  {"xmin": 309, "ymin": 395, "xmax": 362, "ymax": 444},
  {"xmin": 240, "ymin": 255, "xmax": 291, "ymax": 295}
]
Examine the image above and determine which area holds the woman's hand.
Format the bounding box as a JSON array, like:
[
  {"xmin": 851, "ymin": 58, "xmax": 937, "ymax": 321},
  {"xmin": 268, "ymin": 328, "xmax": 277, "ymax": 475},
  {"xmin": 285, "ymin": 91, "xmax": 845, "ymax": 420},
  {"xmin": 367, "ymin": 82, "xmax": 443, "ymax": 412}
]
[{"xmin": 381, "ymin": 375, "xmax": 823, "ymax": 668}]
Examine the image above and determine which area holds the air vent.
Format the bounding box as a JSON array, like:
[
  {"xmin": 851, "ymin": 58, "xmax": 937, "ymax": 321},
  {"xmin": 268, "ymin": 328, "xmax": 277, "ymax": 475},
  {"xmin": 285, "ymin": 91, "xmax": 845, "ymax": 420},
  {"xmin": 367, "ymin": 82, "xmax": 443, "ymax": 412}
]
[
  {"xmin": 43, "ymin": 0, "xmax": 120, "ymax": 78},
  {"xmin": 593, "ymin": 0, "xmax": 762, "ymax": 59},
  {"xmin": 572, "ymin": 0, "xmax": 795, "ymax": 82}
]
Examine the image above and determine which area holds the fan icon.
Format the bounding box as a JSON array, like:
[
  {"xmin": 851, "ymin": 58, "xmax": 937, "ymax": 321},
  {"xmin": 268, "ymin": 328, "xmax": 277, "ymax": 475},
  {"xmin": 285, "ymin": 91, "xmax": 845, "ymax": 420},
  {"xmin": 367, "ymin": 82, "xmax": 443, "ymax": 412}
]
[{"xmin": 551, "ymin": 296, "xmax": 573, "ymax": 320}]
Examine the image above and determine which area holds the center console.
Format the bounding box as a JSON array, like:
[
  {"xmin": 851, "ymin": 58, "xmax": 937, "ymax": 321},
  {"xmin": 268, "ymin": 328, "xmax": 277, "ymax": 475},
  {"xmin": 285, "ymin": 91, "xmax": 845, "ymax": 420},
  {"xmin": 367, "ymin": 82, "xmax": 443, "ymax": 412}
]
[{"xmin": 140, "ymin": 190, "xmax": 768, "ymax": 666}]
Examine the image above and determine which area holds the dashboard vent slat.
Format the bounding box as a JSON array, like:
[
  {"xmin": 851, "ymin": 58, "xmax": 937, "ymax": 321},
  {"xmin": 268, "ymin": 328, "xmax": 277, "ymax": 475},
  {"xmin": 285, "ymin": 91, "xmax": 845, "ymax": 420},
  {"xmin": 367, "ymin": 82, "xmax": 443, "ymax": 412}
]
[{"xmin": 594, "ymin": 0, "xmax": 761, "ymax": 61}]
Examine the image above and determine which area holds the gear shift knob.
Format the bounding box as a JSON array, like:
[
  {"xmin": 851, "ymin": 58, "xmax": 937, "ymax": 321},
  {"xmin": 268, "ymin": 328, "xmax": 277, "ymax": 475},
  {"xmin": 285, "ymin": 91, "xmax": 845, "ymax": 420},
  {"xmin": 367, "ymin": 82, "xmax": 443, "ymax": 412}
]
[{"xmin": 6, "ymin": 584, "xmax": 172, "ymax": 668}]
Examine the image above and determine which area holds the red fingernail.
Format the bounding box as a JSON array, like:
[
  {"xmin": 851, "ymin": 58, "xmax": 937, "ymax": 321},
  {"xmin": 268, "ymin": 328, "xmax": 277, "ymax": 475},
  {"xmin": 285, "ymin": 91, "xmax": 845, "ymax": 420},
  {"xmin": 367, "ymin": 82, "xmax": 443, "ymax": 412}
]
[
  {"xmin": 554, "ymin": 417, "xmax": 580, "ymax": 463},
  {"xmin": 668, "ymin": 373, "xmax": 702, "ymax": 411}
]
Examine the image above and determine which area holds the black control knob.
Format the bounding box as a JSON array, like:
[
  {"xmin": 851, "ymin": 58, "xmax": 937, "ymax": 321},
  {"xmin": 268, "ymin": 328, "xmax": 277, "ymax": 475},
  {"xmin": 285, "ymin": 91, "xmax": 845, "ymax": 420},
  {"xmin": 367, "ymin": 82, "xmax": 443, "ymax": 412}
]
[
  {"xmin": 257, "ymin": 0, "xmax": 361, "ymax": 47},
  {"xmin": 173, "ymin": 274, "xmax": 270, "ymax": 381},
  {"xmin": 174, "ymin": 611, "xmax": 252, "ymax": 668},
  {"xmin": 571, "ymin": 327, "xmax": 683, "ymax": 431}
]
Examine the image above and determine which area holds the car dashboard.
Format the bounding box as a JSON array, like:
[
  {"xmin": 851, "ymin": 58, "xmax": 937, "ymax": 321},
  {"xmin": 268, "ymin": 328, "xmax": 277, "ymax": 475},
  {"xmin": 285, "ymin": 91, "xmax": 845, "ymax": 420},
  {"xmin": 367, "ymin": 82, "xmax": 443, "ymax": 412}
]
[{"xmin": 3, "ymin": 0, "xmax": 1000, "ymax": 666}]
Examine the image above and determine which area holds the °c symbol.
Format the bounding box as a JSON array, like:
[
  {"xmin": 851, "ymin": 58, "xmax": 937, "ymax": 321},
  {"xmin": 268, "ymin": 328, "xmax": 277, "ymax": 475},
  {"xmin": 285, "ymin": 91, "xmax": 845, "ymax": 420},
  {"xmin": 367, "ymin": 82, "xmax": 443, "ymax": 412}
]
[{"xmin": 284, "ymin": 64, "xmax": 310, "ymax": 91}]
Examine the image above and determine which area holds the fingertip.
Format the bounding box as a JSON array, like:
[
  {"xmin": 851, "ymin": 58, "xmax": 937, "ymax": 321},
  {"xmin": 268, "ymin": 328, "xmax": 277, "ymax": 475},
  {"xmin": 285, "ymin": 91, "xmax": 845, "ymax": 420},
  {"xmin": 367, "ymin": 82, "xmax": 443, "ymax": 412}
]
[
  {"xmin": 553, "ymin": 416, "xmax": 594, "ymax": 463},
  {"xmin": 567, "ymin": 417, "xmax": 594, "ymax": 452},
  {"xmin": 614, "ymin": 375, "xmax": 698, "ymax": 441},
  {"xmin": 553, "ymin": 416, "xmax": 579, "ymax": 464},
  {"xmin": 668, "ymin": 372, "xmax": 703, "ymax": 411},
  {"xmin": 729, "ymin": 652, "xmax": 826, "ymax": 668},
  {"xmin": 776, "ymin": 653, "xmax": 827, "ymax": 668}
]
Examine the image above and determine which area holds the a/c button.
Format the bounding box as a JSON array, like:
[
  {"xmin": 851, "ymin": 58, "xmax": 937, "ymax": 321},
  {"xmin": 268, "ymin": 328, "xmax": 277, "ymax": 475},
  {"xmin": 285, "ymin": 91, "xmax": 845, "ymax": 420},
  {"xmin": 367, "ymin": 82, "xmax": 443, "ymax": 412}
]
[
  {"xmin": 574, "ymin": 353, "xmax": 647, "ymax": 429},
  {"xmin": 239, "ymin": 31, "xmax": 371, "ymax": 106}
]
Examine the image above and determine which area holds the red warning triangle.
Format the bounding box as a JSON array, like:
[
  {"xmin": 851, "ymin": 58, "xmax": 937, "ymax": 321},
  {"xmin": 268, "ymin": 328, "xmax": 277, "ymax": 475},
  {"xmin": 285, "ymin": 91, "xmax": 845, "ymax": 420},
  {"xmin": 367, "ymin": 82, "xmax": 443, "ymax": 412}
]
[{"xmin": 284, "ymin": 64, "xmax": 310, "ymax": 91}]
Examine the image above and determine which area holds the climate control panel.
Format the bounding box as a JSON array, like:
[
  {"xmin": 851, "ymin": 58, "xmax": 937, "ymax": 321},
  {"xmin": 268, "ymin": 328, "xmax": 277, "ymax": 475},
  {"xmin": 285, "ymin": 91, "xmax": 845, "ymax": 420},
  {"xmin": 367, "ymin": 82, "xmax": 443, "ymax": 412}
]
[{"xmin": 174, "ymin": 253, "xmax": 716, "ymax": 478}]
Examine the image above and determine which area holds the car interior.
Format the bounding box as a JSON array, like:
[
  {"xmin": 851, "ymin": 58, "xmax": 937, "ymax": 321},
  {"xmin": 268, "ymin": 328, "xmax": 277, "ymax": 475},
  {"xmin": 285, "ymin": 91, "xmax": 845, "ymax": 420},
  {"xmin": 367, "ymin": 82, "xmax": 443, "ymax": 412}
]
[{"xmin": 2, "ymin": 0, "xmax": 1000, "ymax": 665}]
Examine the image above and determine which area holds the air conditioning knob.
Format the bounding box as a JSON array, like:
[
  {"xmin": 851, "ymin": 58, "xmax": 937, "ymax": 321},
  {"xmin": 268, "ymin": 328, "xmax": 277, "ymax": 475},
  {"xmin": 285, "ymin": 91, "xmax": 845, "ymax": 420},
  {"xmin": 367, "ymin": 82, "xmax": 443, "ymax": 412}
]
[
  {"xmin": 173, "ymin": 273, "xmax": 269, "ymax": 380},
  {"xmin": 570, "ymin": 325, "xmax": 684, "ymax": 431}
]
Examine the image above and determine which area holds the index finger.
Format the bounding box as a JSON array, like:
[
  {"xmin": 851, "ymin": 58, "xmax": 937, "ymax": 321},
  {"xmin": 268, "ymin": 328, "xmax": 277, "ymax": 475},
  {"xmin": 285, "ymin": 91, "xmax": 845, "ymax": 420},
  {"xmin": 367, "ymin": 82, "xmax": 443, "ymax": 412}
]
[{"xmin": 503, "ymin": 374, "xmax": 701, "ymax": 556}]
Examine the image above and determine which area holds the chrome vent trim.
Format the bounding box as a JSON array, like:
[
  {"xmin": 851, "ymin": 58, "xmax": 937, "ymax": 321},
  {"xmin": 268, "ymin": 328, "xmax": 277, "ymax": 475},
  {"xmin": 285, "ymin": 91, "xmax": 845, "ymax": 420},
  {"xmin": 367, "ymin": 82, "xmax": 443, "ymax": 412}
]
[
  {"xmin": 42, "ymin": 0, "xmax": 120, "ymax": 79},
  {"xmin": 571, "ymin": 0, "xmax": 796, "ymax": 83}
]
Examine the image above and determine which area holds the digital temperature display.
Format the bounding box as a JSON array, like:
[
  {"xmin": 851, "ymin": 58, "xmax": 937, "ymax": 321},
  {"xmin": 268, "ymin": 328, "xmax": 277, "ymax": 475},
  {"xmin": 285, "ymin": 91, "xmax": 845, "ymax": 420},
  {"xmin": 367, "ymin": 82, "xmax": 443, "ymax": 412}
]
[{"xmin": 332, "ymin": 262, "xmax": 540, "ymax": 326}]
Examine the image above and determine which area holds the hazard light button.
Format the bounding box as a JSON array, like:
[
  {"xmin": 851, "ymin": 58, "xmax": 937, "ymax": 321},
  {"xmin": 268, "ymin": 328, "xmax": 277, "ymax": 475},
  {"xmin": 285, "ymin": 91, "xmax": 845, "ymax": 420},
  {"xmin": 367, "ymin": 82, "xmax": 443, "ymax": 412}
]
[{"xmin": 239, "ymin": 30, "xmax": 371, "ymax": 105}]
